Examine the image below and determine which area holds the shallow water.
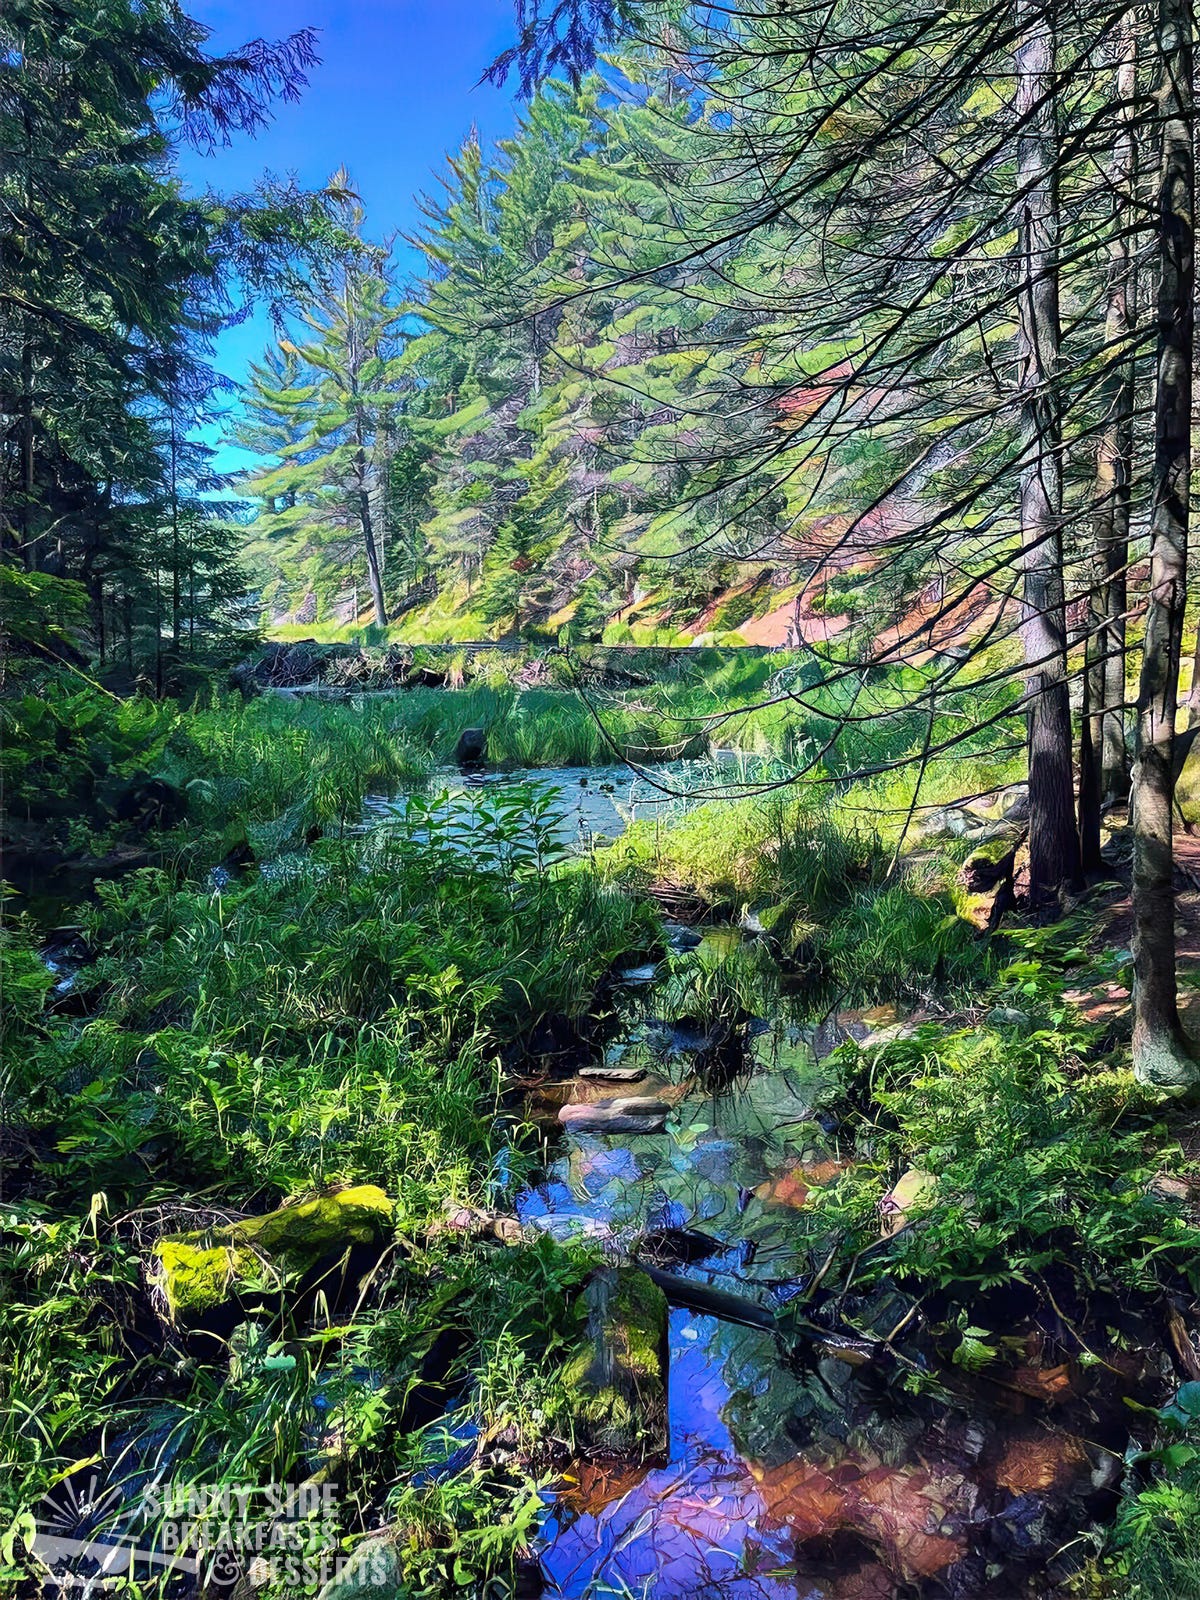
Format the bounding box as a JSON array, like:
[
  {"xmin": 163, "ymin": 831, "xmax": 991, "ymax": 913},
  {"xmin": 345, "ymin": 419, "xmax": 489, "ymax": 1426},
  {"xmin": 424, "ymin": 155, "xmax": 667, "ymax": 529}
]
[
  {"xmin": 513, "ymin": 928, "xmax": 1108, "ymax": 1598},
  {"xmin": 539, "ymin": 1309, "xmax": 812, "ymax": 1600},
  {"xmin": 363, "ymin": 753, "xmax": 766, "ymax": 852},
  {"xmin": 515, "ymin": 965, "xmax": 860, "ymax": 1598}
]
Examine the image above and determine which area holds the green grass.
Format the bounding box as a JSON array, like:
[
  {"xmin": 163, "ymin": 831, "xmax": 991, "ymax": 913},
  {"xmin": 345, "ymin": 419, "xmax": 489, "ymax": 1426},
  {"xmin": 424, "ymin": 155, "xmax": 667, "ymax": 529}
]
[{"xmin": 600, "ymin": 775, "xmax": 995, "ymax": 1008}]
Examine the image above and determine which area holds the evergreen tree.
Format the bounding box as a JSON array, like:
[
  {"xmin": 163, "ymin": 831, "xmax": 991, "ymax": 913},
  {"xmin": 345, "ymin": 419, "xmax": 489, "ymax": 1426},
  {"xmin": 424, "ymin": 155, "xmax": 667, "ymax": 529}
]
[
  {"xmin": 1, "ymin": 0, "xmax": 348, "ymax": 668},
  {"xmin": 238, "ymin": 193, "xmax": 403, "ymax": 628}
]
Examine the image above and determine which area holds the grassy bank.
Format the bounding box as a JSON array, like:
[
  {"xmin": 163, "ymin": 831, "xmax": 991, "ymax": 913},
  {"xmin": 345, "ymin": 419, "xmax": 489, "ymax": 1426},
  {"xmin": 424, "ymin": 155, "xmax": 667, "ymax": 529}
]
[{"xmin": 2, "ymin": 669, "xmax": 668, "ymax": 1594}]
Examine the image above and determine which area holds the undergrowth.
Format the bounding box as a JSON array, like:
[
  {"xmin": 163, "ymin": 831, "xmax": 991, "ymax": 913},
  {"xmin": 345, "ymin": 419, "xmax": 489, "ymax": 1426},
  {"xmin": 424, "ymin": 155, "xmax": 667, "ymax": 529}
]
[
  {"xmin": 0, "ymin": 726, "xmax": 657, "ymax": 1596},
  {"xmin": 602, "ymin": 780, "xmax": 996, "ymax": 1008},
  {"xmin": 7, "ymin": 657, "xmax": 1192, "ymax": 1598}
]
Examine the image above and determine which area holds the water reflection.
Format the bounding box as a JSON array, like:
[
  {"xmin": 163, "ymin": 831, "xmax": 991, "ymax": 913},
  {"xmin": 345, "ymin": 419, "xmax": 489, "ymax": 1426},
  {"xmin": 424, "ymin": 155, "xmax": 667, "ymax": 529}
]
[{"xmin": 539, "ymin": 1309, "xmax": 827, "ymax": 1600}]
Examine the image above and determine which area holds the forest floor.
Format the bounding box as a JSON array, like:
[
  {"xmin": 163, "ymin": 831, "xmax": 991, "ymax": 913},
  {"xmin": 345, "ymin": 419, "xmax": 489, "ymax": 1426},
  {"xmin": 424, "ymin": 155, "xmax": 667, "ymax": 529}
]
[{"xmin": 1064, "ymin": 820, "xmax": 1200, "ymax": 1034}]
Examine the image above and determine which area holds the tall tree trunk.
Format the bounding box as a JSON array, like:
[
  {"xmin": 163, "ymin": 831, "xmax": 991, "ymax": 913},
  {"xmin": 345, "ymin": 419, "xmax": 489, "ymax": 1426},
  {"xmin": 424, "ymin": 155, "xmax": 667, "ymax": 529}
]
[
  {"xmin": 1080, "ymin": 19, "xmax": 1138, "ymax": 870},
  {"xmin": 1132, "ymin": 0, "xmax": 1196, "ymax": 1086},
  {"xmin": 355, "ymin": 415, "xmax": 388, "ymax": 628},
  {"xmin": 1015, "ymin": 0, "xmax": 1079, "ymax": 901},
  {"xmin": 169, "ymin": 402, "xmax": 181, "ymax": 653},
  {"xmin": 19, "ymin": 327, "xmax": 35, "ymax": 567},
  {"xmin": 19, "ymin": 109, "xmax": 36, "ymax": 567},
  {"xmin": 343, "ymin": 271, "xmax": 388, "ymax": 629},
  {"xmin": 153, "ymin": 565, "xmax": 163, "ymax": 696}
]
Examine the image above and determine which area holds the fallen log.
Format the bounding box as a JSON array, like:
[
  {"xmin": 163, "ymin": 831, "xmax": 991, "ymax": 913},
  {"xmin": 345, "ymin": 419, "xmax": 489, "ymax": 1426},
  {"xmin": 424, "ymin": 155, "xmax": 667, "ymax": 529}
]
[{"xmin": 638, "ymin": 1264, "xmax": 777, "ymax": 1329}]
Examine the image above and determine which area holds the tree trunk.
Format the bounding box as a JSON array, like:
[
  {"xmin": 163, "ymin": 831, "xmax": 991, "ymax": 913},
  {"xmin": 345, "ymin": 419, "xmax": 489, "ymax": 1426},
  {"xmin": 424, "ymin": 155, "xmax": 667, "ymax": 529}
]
[
  {"xmin": 153, "ymin": 565, "xmax": 163, "ymax": 696},
  {"xmin": 1015, "ymin": 0, "xmax": 1079, "ymax": 901},
  {"xmin": 1080, "ymin": 19, "xmax": 1138, "ymax": 870},
  {"xmin": 19, "ymin": 328, "xmax": 35, "ymax": 566},
  {"xmin": 343, "ymin": 270, "xmax": 388, "ymax": 630},
  {"xmin": 355, "ymin": 424, "xmax": 388, "ymax": 629},
  {"xmin": 89, "ymin": 576, "xmax": 106, "ymax": 664},
  {"xmin": 18, "ymin": 111, "xmax": 36, "ymax": 567},
  {"xmin": 169, "ymin": 402, "xmax": 181, "ymax": 653},
  {"xmin": 1132, "ymin": 0, "xmax": 1196, "ymax": 1087}
]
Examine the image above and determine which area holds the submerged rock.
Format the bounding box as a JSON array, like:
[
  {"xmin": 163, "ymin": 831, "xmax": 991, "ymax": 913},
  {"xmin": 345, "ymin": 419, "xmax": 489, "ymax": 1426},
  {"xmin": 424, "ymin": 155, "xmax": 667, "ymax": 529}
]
[
  {"xmin": 754, "ymin": 1453, "xmax": 975, "ymax": 1583},
  {"xmin": 563, "ymin": 1266, "xmax": 668, "ymax": 1454},
  {"xmin": 559, "ymin": 1098, "xmax": 668, "ymax": 1133},
  {"xmin": 151, "ymin": 1185, "xmax": 395, "ymax": 1322}
]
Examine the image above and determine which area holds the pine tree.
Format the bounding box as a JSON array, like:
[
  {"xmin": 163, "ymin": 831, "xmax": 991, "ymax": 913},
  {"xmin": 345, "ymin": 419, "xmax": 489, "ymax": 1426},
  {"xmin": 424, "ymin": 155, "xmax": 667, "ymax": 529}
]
[
  {"xmin": 238, "ymin": 194, "xmax": 404, "ymax": 628},
  {"xmin": 1, "ymin": 0, "xmax": 342, "ymax": 667}
]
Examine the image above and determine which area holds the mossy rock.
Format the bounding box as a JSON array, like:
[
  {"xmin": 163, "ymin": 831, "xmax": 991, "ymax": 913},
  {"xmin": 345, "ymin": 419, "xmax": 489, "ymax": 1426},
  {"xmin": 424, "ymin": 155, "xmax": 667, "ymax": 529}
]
[
  {"xmin": 959, "ymin": 830, "xmax": 1019, "ymax": 891},
  {"xmin": 152, "ymin": 1185, "xmax": 395, "ymax": 1322},
  {"xmin": 966, "ymin": 830, "xmax": 1019, "ymax": 867},
  {"xmin": 563, "ymin": 1266, "xmax": 667, "ymax": 1455},
  {"xmin": 757, "ymin": 901, "xmax": 818, "ymax": 960}
]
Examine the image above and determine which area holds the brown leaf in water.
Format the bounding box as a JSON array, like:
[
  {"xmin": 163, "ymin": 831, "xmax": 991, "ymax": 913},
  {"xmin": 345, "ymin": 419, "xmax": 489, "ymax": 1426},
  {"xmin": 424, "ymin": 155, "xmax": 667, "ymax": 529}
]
[
  {"xmin": 988, "ymin": 1428, "xmax": 1089, "ymax": 1494},
  {"xmin": 1007, "ymin": 1361, "xmax": 1075, "ymax": 1402},
  {"xmin": 854, "ymin": 1463, "xmax": 969, "ymax": 1579},
  {"xmin": 752, "ymin": 1460, "xmax": 845, "ymax": 1541},
  {"xmin": 755, "ymin": 1159, "xmax": 848, "ymax": 1211},
  {"xmin": 556, "ymin": 1459, "xmax": 654, "ymax": 1515},
  {"xmin": 753, "ymin": 1456, "xmax": 969, "ymax": 1581},
  {"xmin": 755, "ymin": 1172, "xmax": 813, "ymax": 1209}
]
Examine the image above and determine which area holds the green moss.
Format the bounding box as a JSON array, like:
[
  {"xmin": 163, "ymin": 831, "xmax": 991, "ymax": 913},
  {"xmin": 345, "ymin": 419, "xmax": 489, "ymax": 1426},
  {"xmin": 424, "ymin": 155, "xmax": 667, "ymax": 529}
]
[
  {"xmin": 154, "ymin": 1185, "xmax": 395, "ymax": 1319},
  {"xmin": 962, "ymin": 831, "xmax": 1019, "ymax": 871},
  {"xmin": 609, "ymin": 1267, "xmax": 667, "ymax": 1381},
  {"xmin": 562, "ymin": 1266, "xmax": 667, "ymax": 1454}
]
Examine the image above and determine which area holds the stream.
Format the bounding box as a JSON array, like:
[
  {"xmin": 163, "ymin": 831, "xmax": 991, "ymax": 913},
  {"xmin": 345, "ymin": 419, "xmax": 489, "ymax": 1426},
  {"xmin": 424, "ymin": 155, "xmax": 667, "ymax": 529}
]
[
  {"xmin": 506, "ymin": 931, "xmax": 1124, "ymax": 1599},
  {"xmin": 356, "ymin": 764, "xmax": 1138, "ymax": 1597},
  {"xmin": 362, "ymin": 753, "xmax": 774, "ymax": 856}
]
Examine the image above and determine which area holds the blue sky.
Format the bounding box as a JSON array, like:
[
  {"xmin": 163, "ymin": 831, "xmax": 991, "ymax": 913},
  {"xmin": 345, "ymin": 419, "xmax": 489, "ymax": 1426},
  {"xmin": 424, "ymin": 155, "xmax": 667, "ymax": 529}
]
[{"xmin": 175, "ymin": 0, "xmax": 522, "ymax": 463}]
